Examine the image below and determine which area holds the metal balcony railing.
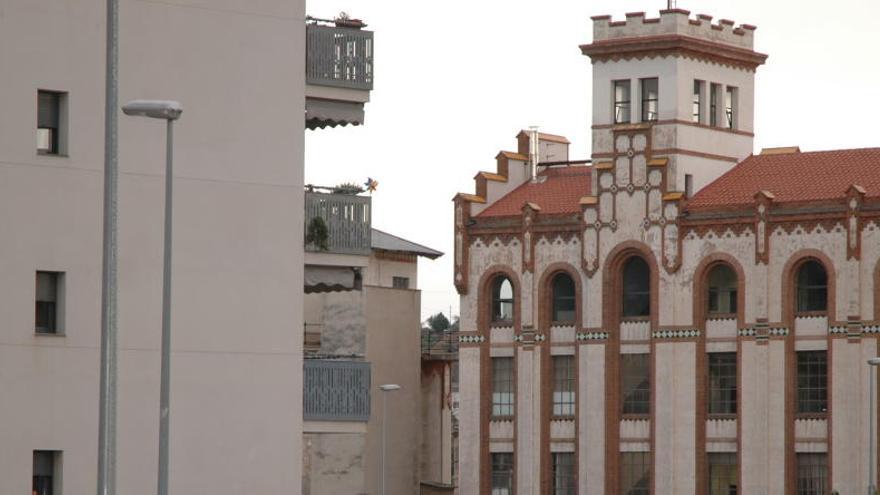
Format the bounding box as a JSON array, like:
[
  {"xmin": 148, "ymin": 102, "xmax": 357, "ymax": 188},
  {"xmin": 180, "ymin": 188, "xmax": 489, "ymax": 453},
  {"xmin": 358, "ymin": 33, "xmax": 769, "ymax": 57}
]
[
  {"xmin": 306, "ymin": 24, "xmax": 373, "ymax": 90},
  {"xmin": 422, "ymin": 330, "xmax": 459, "ymax": 361},
  {"xmin": 303, "ymin": 360, "xmax": 371, "ymax": 422},
  {"xmin": 304, "ymin": 191, "xmax": 371, "ymax": 255}
]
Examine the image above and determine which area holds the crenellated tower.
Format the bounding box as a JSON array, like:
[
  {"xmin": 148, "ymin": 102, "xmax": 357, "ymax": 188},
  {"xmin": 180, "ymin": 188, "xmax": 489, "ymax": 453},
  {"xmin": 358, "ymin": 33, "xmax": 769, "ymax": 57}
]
[{"xmin": 581, "ymin": 8, "xmax": 766, "ymax": 195}]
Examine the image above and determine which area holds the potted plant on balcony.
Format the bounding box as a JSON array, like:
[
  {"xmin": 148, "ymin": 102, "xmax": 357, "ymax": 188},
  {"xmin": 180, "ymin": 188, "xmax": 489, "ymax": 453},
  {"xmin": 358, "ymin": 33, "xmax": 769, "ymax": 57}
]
[{"xmin": 305, "ymin": 216, "xmax": 329, "ymax": 251}]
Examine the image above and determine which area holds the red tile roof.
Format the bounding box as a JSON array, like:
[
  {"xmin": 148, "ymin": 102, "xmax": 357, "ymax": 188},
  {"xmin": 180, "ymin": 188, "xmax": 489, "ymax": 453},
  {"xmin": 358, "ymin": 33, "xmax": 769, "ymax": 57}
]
[
  {"xmin": 686, "ymin": 148, "xmax": 880, "ymax": 211},
  {"xmin": 478, "ymin": 166, "xmax": 591, "ymax": 217}
]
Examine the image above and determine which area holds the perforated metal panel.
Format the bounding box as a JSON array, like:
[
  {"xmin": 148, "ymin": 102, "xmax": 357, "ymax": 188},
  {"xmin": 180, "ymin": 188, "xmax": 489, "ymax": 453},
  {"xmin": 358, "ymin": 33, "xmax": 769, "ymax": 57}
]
[
  {"xmin": 303, "ymin": 360, "xmax": 371, "ymax": 421},
  {"xmin": 306, "ymin": 25, "xmax": 373, "ymax": 90}
]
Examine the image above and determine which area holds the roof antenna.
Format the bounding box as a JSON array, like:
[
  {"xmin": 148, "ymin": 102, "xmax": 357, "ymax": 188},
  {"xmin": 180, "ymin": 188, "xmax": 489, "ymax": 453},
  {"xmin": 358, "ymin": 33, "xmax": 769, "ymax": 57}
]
[{"xmin": 668, "ymin": 0, "xmax": 676, "ymax": 8}]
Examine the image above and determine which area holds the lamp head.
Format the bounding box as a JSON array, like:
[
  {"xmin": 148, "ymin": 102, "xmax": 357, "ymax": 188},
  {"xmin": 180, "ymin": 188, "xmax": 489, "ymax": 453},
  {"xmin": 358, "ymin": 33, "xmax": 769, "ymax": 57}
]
[
  {"xmin": 379, "ymin": 384, "xmax": 401, "ymax": 392},
  {"xmin": 868, "ymin": 357, "xmax": 880, "ymax": 366},
  {"xmin": 122, "ymin": 100, "xmax": 182, "ymax": 120}
]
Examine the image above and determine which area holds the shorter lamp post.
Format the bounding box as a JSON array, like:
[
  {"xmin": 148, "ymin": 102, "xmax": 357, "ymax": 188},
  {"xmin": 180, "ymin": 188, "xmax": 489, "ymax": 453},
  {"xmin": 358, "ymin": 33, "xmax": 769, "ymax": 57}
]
[
  {"xmin": 868, "ymin": 357, "xmax": 880, "ymax": 495},
  {"xmin": 121, "ymin": 99, "xmax": 182, "ymax": 495},
  {"xmin": 379, "ymin": 384, "xmax": 401, "ymax": 495}
]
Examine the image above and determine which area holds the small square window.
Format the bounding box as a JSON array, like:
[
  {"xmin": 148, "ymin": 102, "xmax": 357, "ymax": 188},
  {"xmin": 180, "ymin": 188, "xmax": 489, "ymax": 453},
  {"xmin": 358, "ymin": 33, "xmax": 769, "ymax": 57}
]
[
  {"xmin": 36, "ymin": 271, "xmax": 64, "ymax": 334},
  {"xmin": 38, "ymin": 91, "xmax": 68, "ymax": 155},
  {"xmin": 392, "ymin": 276, "xmax": 410, "ymax": 289},
  {"xmin": 33, "ymin": 450, "xmax": 62, "ymax": 495}
]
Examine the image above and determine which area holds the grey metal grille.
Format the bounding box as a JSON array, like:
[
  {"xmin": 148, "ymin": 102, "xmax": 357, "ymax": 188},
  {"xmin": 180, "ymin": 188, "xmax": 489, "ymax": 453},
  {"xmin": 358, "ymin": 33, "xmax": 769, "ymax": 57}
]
[
  {"xmin": 303, "ymin": 360, "xmax": 371, "ymax": 421},
  {"xmin": 306, "ymin": 25, "xmax": 373, "ymax": 90},
  {"xmin": 304, "ymin": 191, "xmax": 371, "ymax": 255}
]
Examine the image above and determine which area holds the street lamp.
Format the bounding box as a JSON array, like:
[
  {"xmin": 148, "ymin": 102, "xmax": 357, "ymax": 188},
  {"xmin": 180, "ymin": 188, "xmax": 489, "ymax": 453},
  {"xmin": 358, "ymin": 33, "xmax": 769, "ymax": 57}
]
[
  {"xmin": 868, "ymin": 357, "xmax": 880, "ymax": 495},
  {"xmin": 379, "ymin": 384, "xmax": 401, "ymax": 495},
  {"xmin": 122, "ymin": 99, "xmax": 182, "ymax": 495}
]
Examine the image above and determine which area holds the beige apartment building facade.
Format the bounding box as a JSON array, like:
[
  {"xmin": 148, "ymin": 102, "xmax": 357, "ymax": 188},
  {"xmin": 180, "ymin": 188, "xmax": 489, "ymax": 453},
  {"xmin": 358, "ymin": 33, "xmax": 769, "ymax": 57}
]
[
  {"xmin": 453, "ymin": 8, "xmax": 880, "ymax": 495},
  {"xmin": 0, "ymin": 1, "xmax": 311, "ymax": 493}
]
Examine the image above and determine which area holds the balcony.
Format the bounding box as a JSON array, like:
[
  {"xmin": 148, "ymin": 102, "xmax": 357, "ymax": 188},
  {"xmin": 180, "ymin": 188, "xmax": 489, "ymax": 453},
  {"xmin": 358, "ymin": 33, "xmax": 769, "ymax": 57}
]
[
  {"xmin": 303, "ymin": 359, "xmax": 371, "ymax": 422},
  {"xmin": 304, "ymin": 189, "xmax": 371, "ymax": 256},
  {"xmin": 305, "ymin": 15, "xmax": 373, "ymax": 129}
]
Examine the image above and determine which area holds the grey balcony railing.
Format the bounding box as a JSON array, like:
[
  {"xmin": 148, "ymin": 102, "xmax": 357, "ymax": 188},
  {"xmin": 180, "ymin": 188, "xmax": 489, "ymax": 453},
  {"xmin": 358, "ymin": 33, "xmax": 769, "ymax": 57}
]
[
  {"xmin": 303, "ymin": 360, "xmax": 371, "ymax": 422},
  {"xmin": 304, "ymin": 191, "xmax": 371, "ymax": 255},
  {"xmin": 306, "ymin": 24, "xmax": 373, "ymax": 90}
]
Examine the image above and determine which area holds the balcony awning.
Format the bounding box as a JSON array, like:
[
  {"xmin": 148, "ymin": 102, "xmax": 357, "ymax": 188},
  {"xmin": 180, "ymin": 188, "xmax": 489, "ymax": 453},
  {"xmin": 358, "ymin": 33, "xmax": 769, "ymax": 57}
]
[
  {"xmin": 306, "ymin": 98, "xmax": 364, "ymax": 130},
  {"xmin": 304, "ymin": 265, "xmax": 358, "ymax": 293}
]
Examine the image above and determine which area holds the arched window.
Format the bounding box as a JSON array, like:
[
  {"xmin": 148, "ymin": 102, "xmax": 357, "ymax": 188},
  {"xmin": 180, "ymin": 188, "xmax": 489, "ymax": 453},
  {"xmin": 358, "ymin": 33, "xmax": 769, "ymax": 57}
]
[
  {"xmin": 622, "ymin": 257, "xmax": 650, "ymax": 318},
  {"xmin": 707, "ymin": 264, "xmax": 737, "ymax": 316},
  {"xmin": 797, "ymin": 260, "xmax": 828, "ymax": 313},
  {"xmin": 491, "ymin": 276, "xmax": 514, "ymax": 323},
  {"xmin": 551, "ymin": 273, "xmax": 576, "ymax": 323}
]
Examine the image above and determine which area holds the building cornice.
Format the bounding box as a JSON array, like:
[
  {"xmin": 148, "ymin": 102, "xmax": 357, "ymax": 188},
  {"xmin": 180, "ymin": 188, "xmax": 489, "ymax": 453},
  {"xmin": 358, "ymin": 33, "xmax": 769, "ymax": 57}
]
[{"xmin": 580, "ymin": 34, "xmax": 768, "ymax": 71}]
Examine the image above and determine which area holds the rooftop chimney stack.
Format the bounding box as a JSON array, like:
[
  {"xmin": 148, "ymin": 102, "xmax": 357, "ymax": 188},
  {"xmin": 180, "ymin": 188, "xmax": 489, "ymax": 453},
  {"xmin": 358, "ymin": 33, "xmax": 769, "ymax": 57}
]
[{"xmin": 528, "ymin": 126, "xmax": 539, "ymax": 181}]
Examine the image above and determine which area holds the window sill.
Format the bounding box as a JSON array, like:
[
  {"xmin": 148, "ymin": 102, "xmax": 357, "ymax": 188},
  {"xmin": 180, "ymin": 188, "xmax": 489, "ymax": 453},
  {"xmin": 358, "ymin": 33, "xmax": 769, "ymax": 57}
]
[
  {"xmin": 795, "ymin": 412, "xmax": 828, "ymax": 420},
  {"xmin": 551, "ymin": 415, "xmax": 576, "ymax": 421},
  {"xmin": 490, "ymin": 416, "xmax": 515, "ymax": 422},
  {"xmin": 621, "ymin": 316, "xmax": 650, "ymax": 323},
  {"xmin": 490, "ymin": 322, "xmax": 514, "ymax": 328},
  {"xmin": 707, "ymin": 413, "xmax": 737, "ymax": 420},
  {"xmin": 706, "ymin": 313, "xmax": 736, "ymax": 320},
  {"xmin": 795, "ymin": 311, "xmax": 828, "ymax": 318},
  {"xmin": 549, "ymin": 321, "xmax": 576, "ymax": 327},
  {"xmin": 36, "ymin": 151, "xmax": 69, "ymax": 158},
  {"xmin": 621, "ymin": 413, "xmax": 650, "ymax": 420},
  {"xmin": 34, "ymin": 331, "xmax": 65, "ymax": 337}
]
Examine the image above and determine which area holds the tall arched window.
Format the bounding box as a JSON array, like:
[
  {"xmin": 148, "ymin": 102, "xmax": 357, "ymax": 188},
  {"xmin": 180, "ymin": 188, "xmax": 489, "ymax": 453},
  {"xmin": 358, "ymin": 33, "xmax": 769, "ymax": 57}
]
[
  {"xmin": 707, "ymin": 264, "xmax": 737, "ymax": 316},
  {"xmin": 551, "ymin": 273, "xmax": 576, "ymax": 323},
  {"xmin": 797, "ymin": 260, "xmax": 828, "ymax": 313},
  {"xmin": 491, "ymin": 276, "xmax": 514, "ymax": 323},
  {"xmin": 622, "ymin": 257, "xmax": 650, "ymax": 318}
]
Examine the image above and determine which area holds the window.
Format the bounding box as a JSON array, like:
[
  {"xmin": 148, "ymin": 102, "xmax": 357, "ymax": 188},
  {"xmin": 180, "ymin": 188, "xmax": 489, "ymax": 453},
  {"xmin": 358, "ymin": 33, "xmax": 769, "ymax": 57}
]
[
  {"xmin": 685, "ymin": 174, "xmax": 694, "ymax": 199},
  {"xmin": 693, "ymin": 80, "xmax": 704, "ymax": 123},
  {"xmin": 707, "ymin": 264, "xmax": 737, "ymax": 316},
  {"xmin": 33, "ymin": 450, "xmax": 61, "ymax": 495},
  {"xmin": 796, "ymin": 260, "xmax": 828, "ymax": 313},
  {"xmin": 620, "ymin": 452, "xmax": 650, "ymax": 495},
  {"xmin": 552, "ymin": 452, "xmax": 576, "ymax": 495},
  {"xmin": 797, "ymin": 351, "xmax": 827, "ymax": 414},
  {"xmin": 392, "ymin": 276, "xmax": 409, "ymax": 289},
  {"xmin": 38, "ymin": 90, "xmax": 66, "ymax": 155},
  {"xmin": 622, "ymin": 257, "xmax": 650, "ymax": 318},
  {"xmin": 708, "ymin": 353, "xmax": 737, "ymax": 415},
  {"xmin": 796, "ymin": 453, "xmax": 827, "ymax": 495},
  {"xmin": 613, "ymin": 80, "xmax": 631, "ymax": 124},
  {"xmin": 492, "ymin": 276, "xmax": 514, "ymax": 323},
  {"xmin": 492, "ymin": 357, "xmax": 515, "ymax": 417},
  {"xmin": 640, "ymin": 78, "xmax": 658, "ymax": 122},
  {"xmin": 710, "ymin": 83, "xmax": 721, "ymax": 127},
  {"xmin": 551, "ymin": 273, "xmax": 576, "ymax": 323},
  {"xmin": 725, "ymin": 87, "xmax": 737, "ymax": 129},
  {"xmin": 36, "ymin": 271, "xmax": 63, "ymax": 334},
  {"xmin": 491, "ymin": 452, "xmax": 514, "ymax": 495},
  {"xmin": 553, "ymin": 355, "xmax": 576, "ymax": 417},
  {"xmin": 707, "ymin": 453, "xmax": 737, "ymax": 495},
  {"xmin": 621, "ymin": 353, "xmax": 650, "ymax": 415}
]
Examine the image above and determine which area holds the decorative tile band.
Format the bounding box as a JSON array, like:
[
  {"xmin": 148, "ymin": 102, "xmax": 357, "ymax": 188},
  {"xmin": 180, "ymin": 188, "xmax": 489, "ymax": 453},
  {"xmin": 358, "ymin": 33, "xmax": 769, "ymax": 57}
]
[
  {"xmin": 652, "ymin": 329, "xmax": 700, "ymax": 339},
  {"xmin": 830, "ymin": 326, "xmax": 848, "ymax": 334},
  {"xmin": 864, "ymin": 325, "xmax": 880, "ymax": 334},
  {"xmin": 768, "ymin": 327, "xmax": 789, "ymax": 336},
  {"xmin": 739, "ymin": 328, "xmax": 757, "ymax": 337},
  {"xmin": 512, "ymin": 334, "xmax": 546, "ymax": 343},
  {"xmin": 459, "ymin": 334, "xmax": 485, "ymax": 344},
  {"xmin": 576, "ymin": 332, "xmax": 609, "ymax": 341}
]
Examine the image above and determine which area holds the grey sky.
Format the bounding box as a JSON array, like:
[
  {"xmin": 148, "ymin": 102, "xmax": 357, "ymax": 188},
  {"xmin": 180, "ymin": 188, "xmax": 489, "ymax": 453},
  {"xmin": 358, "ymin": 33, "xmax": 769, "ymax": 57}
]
[{"xmin": 304, "ymin": 0, "xmax": 880, "ymax": 321}]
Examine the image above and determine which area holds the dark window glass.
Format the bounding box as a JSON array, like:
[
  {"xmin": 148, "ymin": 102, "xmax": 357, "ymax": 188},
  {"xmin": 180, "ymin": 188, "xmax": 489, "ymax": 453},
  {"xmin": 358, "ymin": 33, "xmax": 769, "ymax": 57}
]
[
  {"xmin": 33, "ymin": 450, "xmax": 57, "ymax": 495},
  {"xmin": 796, "ymin": 453, "xmax": 827, "ymax": 495},
  {"xmin": 796, "ymin": 261, "xmax": 828, "ymax": 313},
  {"xmin": 693, "ymin": 80, "xmax": 703, "ymax": 123},
  {"xmin": 552, "ymin": 273, "xmax": 576, "ymax": 323},
  {"xmin": 622, "ymin": 257, "xmax": 650, "ymax": 318},
  {"xmin": 621, "ymin": 353, "xmax": 650, "ymax": 415},
  {"xmin": 553, "ymin": 355, "xmax": 576, "ymax": 417},
  {"xmin": 797, "ymin": 351, "xmax": 827, "ymax": 414},
  {"xmin": 708, "ymin": 353, "xmax": 737, "ymax": 415},
  {"xmin": 491, "ymin": 452, "xmax": 514, "ymax": 495},
  {"xmin": 620, "ymin": 452, "xmax": 650, "ymax": 495},
  {"xmin": 492, "ymin": 276, "xmax": 514, "ymax": 323},
  {"xmin": 36, "ymin": 271, "xmax": 60, "ymax": 334},
  {"xmin": 614, "ymin": 80, "xmax": 631, "ymax": 124},
  {"xmin": 492, "ymin": 357, "xmax": 515, "ymax": 417},
  {"xmin": 710, "ymin": 83, "xmax": 720, "ymax": 126},
  {"xmin": 38, "ymin": 91, "xmax": 62, "ymax": 154},
  {"xmin": 641, "ymin": 78, "xmax": 658, "ymax": 122},
  {"xmin": 392, "ymin": 276, "xmax": 409, "ymax": 289},
  {"xmin": 552, "ymin": 452, "xmax": 575, "ymax": 495},
  {"xmin": 707, "ymin": 265, "xmax": 738, "ymax": 316},
  {"xmin": 708, "ymin": 453, "xmax": 737, "ymax": 495}
]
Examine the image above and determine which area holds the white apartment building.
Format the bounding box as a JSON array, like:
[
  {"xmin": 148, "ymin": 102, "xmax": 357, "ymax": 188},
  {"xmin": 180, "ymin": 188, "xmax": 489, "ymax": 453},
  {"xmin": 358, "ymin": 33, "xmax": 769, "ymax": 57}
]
[{"xmin": 0, "ymin": 1, "xmax": 307, "ymax": 493}]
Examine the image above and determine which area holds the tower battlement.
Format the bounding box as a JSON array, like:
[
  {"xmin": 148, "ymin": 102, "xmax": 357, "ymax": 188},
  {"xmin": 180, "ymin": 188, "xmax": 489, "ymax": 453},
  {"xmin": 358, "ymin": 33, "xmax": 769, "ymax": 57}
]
[{"xmin": 591, "ymin": 9, "xmax": 756, "ymax": 50}]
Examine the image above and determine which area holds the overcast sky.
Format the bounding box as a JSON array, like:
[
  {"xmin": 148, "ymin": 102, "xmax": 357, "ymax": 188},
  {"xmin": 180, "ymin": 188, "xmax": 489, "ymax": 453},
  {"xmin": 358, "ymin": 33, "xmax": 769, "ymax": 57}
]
[{"xmin": 304, "ymin": 0, "xmax": 880, "ymax": 321}]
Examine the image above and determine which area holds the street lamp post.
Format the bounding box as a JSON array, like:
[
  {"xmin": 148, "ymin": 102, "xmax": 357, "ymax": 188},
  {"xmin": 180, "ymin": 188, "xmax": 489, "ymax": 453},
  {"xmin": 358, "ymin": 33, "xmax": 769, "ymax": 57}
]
[
  {"xmin": 379, "ymin": 384, "xmax": 401, "ymax": 495},
  {"xmin": 122, "ymin": 100, "xmax": 183, "ymax": 495},
  {"xmin": 868, "ymin": 357, "xmax": 880, "ymax": 495}
]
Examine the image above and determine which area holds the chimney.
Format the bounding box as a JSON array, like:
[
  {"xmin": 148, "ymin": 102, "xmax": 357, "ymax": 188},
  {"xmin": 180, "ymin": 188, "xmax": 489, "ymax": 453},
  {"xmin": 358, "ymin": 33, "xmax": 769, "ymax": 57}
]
[{"xmin": 528, "ymin": 126, "xmax": 539, "ymax": 181}]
